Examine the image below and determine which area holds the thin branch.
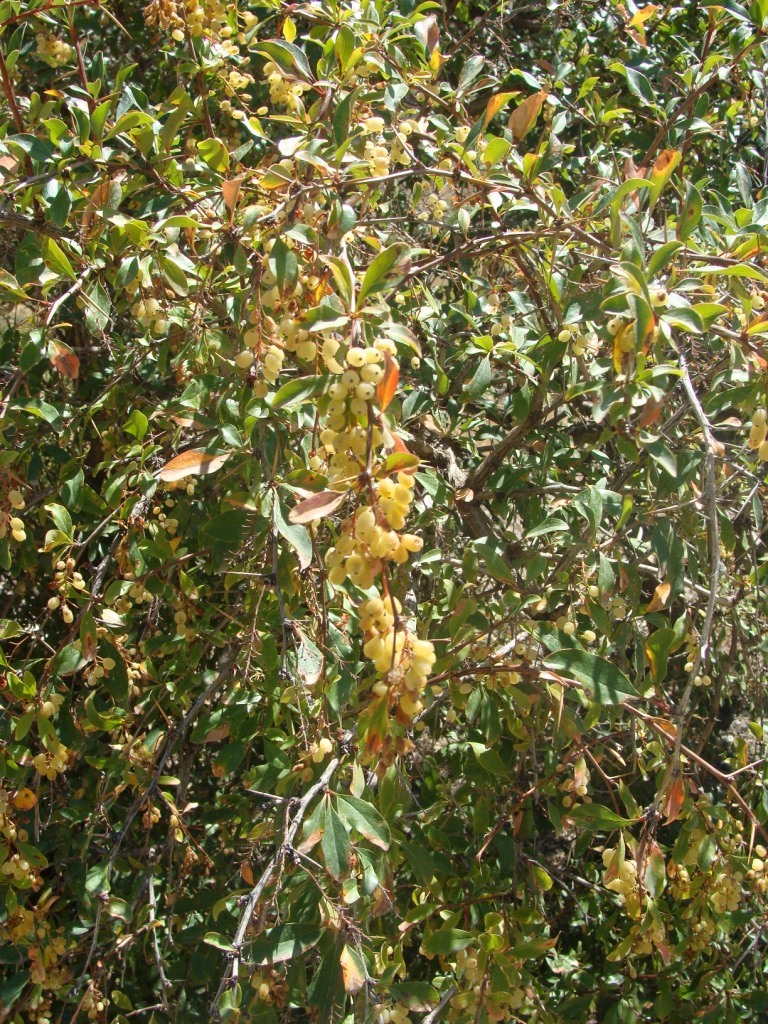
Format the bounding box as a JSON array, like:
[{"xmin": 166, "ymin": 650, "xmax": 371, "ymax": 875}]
[
  {"xmin": 422, "ymin": 986, "xmax": 458, "ymax": 1024},
  {"xmin": 212, "ymin": 752, "xmax": 343, "ymax": 1014},
  {"xmin": 649, "ymin": 347, "xmax": 721, "ymax": 814}
]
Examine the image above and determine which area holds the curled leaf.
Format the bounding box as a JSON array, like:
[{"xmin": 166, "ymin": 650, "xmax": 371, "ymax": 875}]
[{"xmin": 157, "ymin": 450, "xmax": 230, "ymax": 482}]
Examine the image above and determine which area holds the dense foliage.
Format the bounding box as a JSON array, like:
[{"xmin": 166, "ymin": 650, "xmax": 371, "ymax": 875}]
[{"xmin": 2, "ymin": 0, "xmax": 768, "ymax": 1021}]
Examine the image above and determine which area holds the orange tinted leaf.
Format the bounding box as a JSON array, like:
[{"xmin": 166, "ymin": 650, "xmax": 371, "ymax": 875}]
[
  {"xmin": 240, "ymin": 860, "xmax": 254, "ymax": 885},
  {"xmin": 508, "ymin": 90, "xmax": 547, "ymax": 142},
  {"xmin": 663, "ymin": 775, "xmax": 686, "ymax": 824},
  {"xmin": 483, "ymin": 91, "xmax": 514, "ymax": 126},
  {"xmin": 12, "ymin": 787, "xmax": 37, "ymax": 811},
  {"xmin": 157, "ymin": 450, "xmax": 230, "ymax": 482},
  {"xmin": 203, "ymin": 723, "xmax": 230, "ymax": 743},
  {"xmin": 287, "ymin": 489, "xmax": 347, "ymax": 525},
  {"xmin": 50, "ymin": 340, "xmax": 80, "ymax": 379},
  {"xmin": 638, "ymin": 396, "xmax": 664, "ymax": 428},
  {"xmin": 646, "ymin": 580, "xmax": 671, "ymax": 613},
  {"xmin": 377, "ymin": 352, "xmax": 399, "ymax": 411},
  {"xmin": 340, "ymin": 944, "xmax": 366, "ymax": 994}
]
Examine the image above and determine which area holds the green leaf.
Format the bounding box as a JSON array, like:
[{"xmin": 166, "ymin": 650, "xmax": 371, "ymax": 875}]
[
  {"xmin": 250, "ymin": 924, "xmax": 325, "ymax": 965},
  {"xmin": 45, "ymin": 503, "xmax": 73, "ymax": 538},
  {"xmin": 197, "ymin": 137, "xmax": 230, "ymax": 172},
  {"xmin": 544, "ymin": 649, "xmax": 640, "ymax": 704},
  {"xmin": 269, "ymin": 238, "xmax": 298, "ymax": 293},
  {"xmin": 157, "ymin": 253, "xmax": 190, "ymax": 296},
  {"xmin": 677, "ymin": 183, "xmax": 702, "ymax": 241},
  {"xmin": 42, "ymin": 237, "xmax": 76, "ymax": 280},
  {"xmin": 358, "ymin": 244, "xmax": 409, "ymax": 305},
  {"xmin": 567, "ymin": 803, "xmax": 637, "ymax": 830},
  {"xmin": 255, "ymin": 40, "xmax": 314, "ymax": 83},
  {"xmin": 203, "ymin": 932, "xmax": 236, "ymax": 952},
  {"xmin": 270, "ymin": 375, "xmax": 329, "ymax": 410},
  {"xmin": 421, "ymin": 929, "xmax": 475, "ymax": 956},
  {"xmin": 273, "ymin": 495, "xmax": 313, "ymax": 568},
  {"xmin": 509, "ymin": 936, "xmax": 558, "ymax": 958},
  {"xmin": 335, "ymin": 795, "xmax": 390, "ymax": 850},
  {"xmin": 319, "ymin": 255, "xmax": 354, "ymax": 308},
  {"xmin": 462, "ymin": 355, "xmax": 492, "ymax": 403},
  {"xmin": 697, "ymin": 834, "xmax": 717, "ymax": 871},
  {"xmin": 471, "ymin": 539, "xmax": 517, "ymax": 586},
  {"xmin": 322, "ymin": 801, "xmax": 350, "ymax": 879}
]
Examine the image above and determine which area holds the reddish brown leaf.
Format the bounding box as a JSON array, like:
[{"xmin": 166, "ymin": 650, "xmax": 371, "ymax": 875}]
[
  {"xmin": 376, "ymin": 351, "xmax": 399, "ymax": 412},
  {"xmin": 637, "ymin": 396, "xmax": 664, "ymax": 428},
  {"xmin": 50, "ymin": 340, "xmax": 80, "ymax": 379},
  {"xmin": 508, "ymin": 90, "xmax": 547, "ymax": 142},
  {"xmin": 663, "ymin": 775, "xmax": 686, "ymax": 824},
  {"xmin": 202, "ymin": 723, "xmax": 230, "ymax": 743},
  {"xmin": 287, "ymin": 489, "xmax": 347, "ymax": 525},
  {"xmin": 240, "ymin": 860, "xmax": 254, "ymax": 886},
  {"xmin": 157, "ymin": 450, "xmax": 230, "ymax": 482}
]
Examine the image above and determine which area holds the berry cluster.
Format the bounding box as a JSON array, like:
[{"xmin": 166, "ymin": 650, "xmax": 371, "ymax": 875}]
[
  {"xmin": 33, "ymin": 741, "xmax": 70, "ymax": 780},
  {"xmin": 602, "ymin": 846, "xmax": 642, "ymax": 919},
  {"xmin": 48, "ymin": 557, "xmax": 88, "ymax": 625},
  {"xmin": 35, "ymin": 32, "xmax": 75, "ymax": 66},
  {"xmin": 131, "ymin": 294, "xmax": 168, "ymax": 337},
  {"xmin": 359, "ymin": 594, "xmax": 436, "ymax": 722},
  {"xmin": 746, "ymin": 844, "xmax": 768, "ymax": 894},
  {"xmin": 1, "ymin": 486, "xmax": 26, "ymax": 544},
  {"xmin": 263, "ymin": 61, "xmax": 311, "ymax": 111}
]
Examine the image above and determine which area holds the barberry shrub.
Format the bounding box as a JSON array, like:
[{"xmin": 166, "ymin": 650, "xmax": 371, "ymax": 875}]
[{"xmin": 1, "ymin": 1, "xmax": 768, "ymax": 1022}]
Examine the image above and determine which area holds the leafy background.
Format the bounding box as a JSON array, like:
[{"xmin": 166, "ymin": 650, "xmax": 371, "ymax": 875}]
[{"xmin": 1, "ymin": 0, "xmax": 768, "ymax": 1022}]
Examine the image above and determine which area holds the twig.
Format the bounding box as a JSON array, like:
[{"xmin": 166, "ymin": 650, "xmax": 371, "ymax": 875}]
[
  {"xmin": 0, "ymin": 44, "xmax": 25, "ymax": 133},
  {"xmin": 74, "ymin": 646, "xmax": 238, "ymax": 990},
  {"xmin": 212, "ymin": 753, "xmax": 343, "ymax": 1015},
  {"xmin": 422, "ymin": 986, "xmax": 457, "ymax": 1024},
  {"xmin": 649, "ymin": 348, "xmax": 721, "ymax": 814}
]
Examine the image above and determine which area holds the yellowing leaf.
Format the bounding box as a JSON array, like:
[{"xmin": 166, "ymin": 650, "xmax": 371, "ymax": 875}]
[
  {"xmin": 287, "ymin": 489, "xmax": 348, "ymax": 525},
  {"xmin": 484, "ymin": 92, "xmax": 515, "ymax": 127},
  {"xmin": 340, "ymin": 944, "xmax": 366, "ymax": 994},
  {"xmin": 508, "ymin": 90, "xmax": 547, "ymax": 142},
  {"xmin": 646, "ymin": 580, "xmax": 671, "ymax": 613},
  {"xmin": 157, "ymin": 450, "xmax": 230, "ymax": 482},
  {"xmin": 12, "ymin": 787, "xmax": 37, "ymax": 810},
  {"xmin": 628, "ymin": 4, "xmax": 660, "ymax": 28}
]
